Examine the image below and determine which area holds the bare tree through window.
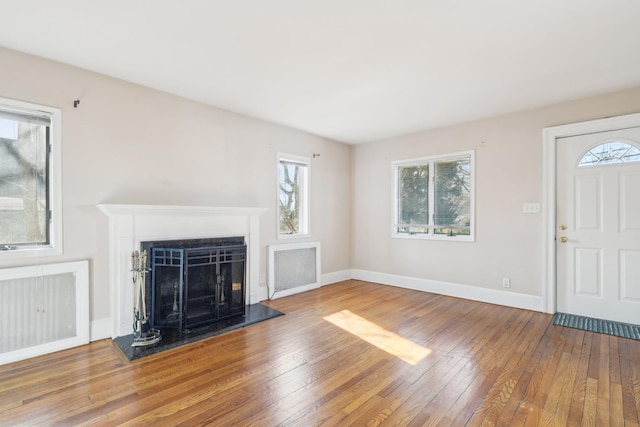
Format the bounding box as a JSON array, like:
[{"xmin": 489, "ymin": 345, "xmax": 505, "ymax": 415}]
[
  {"xmin": 0, "ymin": 115, "xmax": 49, "ymax": 246},
  {"xmin": 278, "ymin": 155, "xmax": 309, "ymax": 237}
]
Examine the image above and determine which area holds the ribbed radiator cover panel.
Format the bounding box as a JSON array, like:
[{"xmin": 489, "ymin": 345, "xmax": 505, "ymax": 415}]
[
  {"xmin": 0, "ymin": 273, "xmax": 76, "ymax": 353},
  {"xmin": 0, "ymin": 261, "xmax": 89, "ymax": 365}
]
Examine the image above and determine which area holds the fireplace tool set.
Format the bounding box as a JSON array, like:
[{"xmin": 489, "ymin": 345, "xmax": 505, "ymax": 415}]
[{"xmin": 131, "ymin": 250, "xmax": 162, "ymax": 347}]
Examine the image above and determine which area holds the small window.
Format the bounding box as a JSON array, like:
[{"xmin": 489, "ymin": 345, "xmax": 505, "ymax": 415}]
[
  {"xmin": 0, "ymin": 97, "xmax": 61, "ymax": 257},
  {"xmin": 277, "ymin": 153, "xmax": 309, "ymax": 238},
  {"xmin": 393, "ymin": 151, "xmax": 474, "ymax": 241},
  {"xmin": 578, "ymin": 140, "xmax": 640, "ymax": 167}
]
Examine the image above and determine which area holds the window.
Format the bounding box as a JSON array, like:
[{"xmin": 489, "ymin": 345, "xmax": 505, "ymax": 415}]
[
  {"xmin": 0, "ymin": 97, "xmax": 61, "ymax": 257},
  {"xmin": 393, "ymin": 151, "xmax": 474, "ymax": 241},
  {"xmin": 578, "ymin": 140, "xmax": 640, "ymax": 166},
  {"xmin": 278, "ymin": 153, "xmax": 309, "ymax": 238}
]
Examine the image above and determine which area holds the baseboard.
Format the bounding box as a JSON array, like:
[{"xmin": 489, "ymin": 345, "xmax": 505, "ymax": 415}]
[
  {"xmin": 90, "ymin": 318, "xmax": 113, "ymax": 342},
  {"xmin": 270, "ymin": 282, "xmax": 320, "ymax": 299},
  {"xmin": 252, "ymin": 286, "xmax": 268, "ymax": 305},
  {"xmin": 268, "ymin": 269, "xmax": 350, "ymax": 300},
  {"xmin": 351, "ymin": 269, "xmax": 544, "ymax": 312},
  {"xmin": 269, "ymin": 270, "xmax": 351, "ymax": 299},
  {"xmin": 92, "ymin": 270, "xmax": 542, "ymax": 341},
  {"xmin": 321, "ymin": 269, "xmax": 352, "ymax": 286}
]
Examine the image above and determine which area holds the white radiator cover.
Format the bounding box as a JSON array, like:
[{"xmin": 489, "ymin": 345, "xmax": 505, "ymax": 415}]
[
  {"xmin": 0, "ymin": 260, "xmax": 89, "ymax": 365},
  {"xmin": 268, "ymin": 241, "xmax": 321, "ymax": 299}
]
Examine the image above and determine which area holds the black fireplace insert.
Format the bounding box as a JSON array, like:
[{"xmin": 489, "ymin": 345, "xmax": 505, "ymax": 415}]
[{"xmin": 141, "ymin": 237, "xmax": 246, "ymax": 332}]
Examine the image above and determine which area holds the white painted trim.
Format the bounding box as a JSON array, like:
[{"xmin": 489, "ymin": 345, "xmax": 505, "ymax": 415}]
[
  {"xmin": 266, "ymin": 268, "xmax": 350, "ymax": 299},
  {"xmin": 0, "ymin": 260, "xmax": 89, "ymax": 366},
  {"xmin": 268, "ymin": 241, "xmax": 321, "ymax": 299},
  {"xmin": 90, "ymin": 318, "xmax": 112, "ymax": 342},
  {"xmin": 269, "ymin": 282, "xmax": 319, "ymax": 299},
  {"xmin": 97, "ymin": 204, "xmax": 267, "ymax": 217},
  {"xmin": 260, "ymin": 269, "xmax": 352, "ymax": 299},
  {"xmin": 0, "ymin": 97, "xmax": 63, "ymax": 260},
  {"xmin": 351, "ymin": 269, "xmax": 543, "ymax": 312},
  {"xmin": 99, "ymin": 204, "xmax": 268, "ymax": 338},
  {"xmin": 542, "ymin": 113, "xmax": 640, "ymax": 315},
  {"xmin": 263, "ymin": 266, "xmax": 543, "ymax": 311},
  {"xmin": 321, "ymin": 269, "xmax": 352, "ymax": 286},
  {"xmin": 391, "ymin": 150, "xmax": 475, "ymax": 242},
  {"xmin": 277, "ymin": 152, "xmax": 311, "ymax": 239}
]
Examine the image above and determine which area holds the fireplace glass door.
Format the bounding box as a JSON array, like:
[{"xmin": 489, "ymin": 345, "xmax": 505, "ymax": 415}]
[
  {"xmin": 151, "ymin": 243, "xmax": 246, "ymax": 331},
  {"xmin": 150, "ymin": 249, "xmax": 184, "ymax": 330}
]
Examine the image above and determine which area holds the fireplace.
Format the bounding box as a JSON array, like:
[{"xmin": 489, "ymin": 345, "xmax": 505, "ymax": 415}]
[
  {"xmin": 141, "ymin": 237, "xmax": 246, "ymax": 331},
  {"xmin": 98, "ymin": 204, "xmax": 268, "ymax": 339}
]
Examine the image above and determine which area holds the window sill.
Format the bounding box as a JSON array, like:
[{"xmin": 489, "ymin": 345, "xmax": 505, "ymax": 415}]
[
  {"xmin": 0, "ymin": 245, "xmax": 62, "ymax": 260},
  {"xmin": 277, "ymin": 233, "xmax": 311, "ymax": 241},
  {"xmin": 392, "ymin": 233, "xmax": 475, "ymax": 243}
]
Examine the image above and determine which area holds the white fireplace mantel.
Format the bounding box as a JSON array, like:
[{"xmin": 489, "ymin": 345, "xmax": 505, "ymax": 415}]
[{"xmin": 98, "ymin": 203, "xmax": 268, "ymax": 338}]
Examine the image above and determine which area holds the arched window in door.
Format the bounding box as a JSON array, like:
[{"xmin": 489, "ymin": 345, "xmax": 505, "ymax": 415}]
[{"xmin": 578, "ymin": 139, "xmax": 640, "ymax": 167}]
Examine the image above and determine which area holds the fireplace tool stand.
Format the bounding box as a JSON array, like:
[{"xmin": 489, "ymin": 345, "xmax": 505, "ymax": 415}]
[{"xmin": 131, "ymin": 250, "xmax": 161, "ymax": 347}]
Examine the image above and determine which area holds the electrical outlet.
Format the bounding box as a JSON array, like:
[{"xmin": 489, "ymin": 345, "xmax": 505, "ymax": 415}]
[
  {"xmin": 502, "ymin": 277, "xmax": 511, "ymax": 288},
  {"xmin": 259, "ymin": 274, "xmax": 266, "ymax": 285}
]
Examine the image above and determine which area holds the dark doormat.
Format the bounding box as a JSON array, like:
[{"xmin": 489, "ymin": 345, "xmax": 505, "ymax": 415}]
[
  {"xmin": 553, "ymin": 312, "xmax": 640, "ymax": 340},
  {"xmin": 113, "ymin": 303, "xmax": 284, "ymax": 361}
]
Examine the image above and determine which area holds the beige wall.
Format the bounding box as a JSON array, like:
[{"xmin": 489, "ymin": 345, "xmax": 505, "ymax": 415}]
[
  {"xmin": 0, "ymin": 47, "xmax": 352, "ymax": 322},
  {"xmin": 2, "ymin": 43, "xmax": 640, "ymax": 324},
  {"xmin": 352, "ymin": 86, "xmax": 640, "ymax": 297}
]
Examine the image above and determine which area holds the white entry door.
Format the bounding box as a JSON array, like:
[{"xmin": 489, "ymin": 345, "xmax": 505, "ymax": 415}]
[{"xmin": 556, "ymin": 127, "xmax": 640, "ymax": 325}]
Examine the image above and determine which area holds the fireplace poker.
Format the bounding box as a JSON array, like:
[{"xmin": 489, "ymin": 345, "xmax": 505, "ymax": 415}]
[
  {"xmin": 131, "ymin": 250, "xmax": 161, "ymax": 347},
  {"xmin": 166, "ymin": 281, "xmax": 180, "ymax": 322}
]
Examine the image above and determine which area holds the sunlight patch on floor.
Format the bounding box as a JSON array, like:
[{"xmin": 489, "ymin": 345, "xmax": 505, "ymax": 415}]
[{"xmin": 323, "ymin": 310, "xmax": 431, "ymax": 365}]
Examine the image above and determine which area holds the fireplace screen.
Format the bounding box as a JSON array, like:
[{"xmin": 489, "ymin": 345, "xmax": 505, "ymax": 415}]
[{"xmin": 148, "ymin": 238, "xmax": 246, "ymax": 331}]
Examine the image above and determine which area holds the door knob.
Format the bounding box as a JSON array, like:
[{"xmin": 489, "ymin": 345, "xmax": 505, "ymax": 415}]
[
  {"xmin": 559, "ymin": 224, "xmax": 567, "ymax": 230},
  {"xmin": 559, "ymin": 236, "xmax": 568, "ymax": 243}
]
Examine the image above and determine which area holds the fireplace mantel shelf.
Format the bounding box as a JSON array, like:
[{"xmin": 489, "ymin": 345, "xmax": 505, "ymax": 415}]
[{"xmin": 98, "ymin": 204, "xmax": 268, "ymax": 217}]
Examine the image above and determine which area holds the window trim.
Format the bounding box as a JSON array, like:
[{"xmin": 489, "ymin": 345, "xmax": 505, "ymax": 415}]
[
  {"xmin": 392, "ymin": 150, "xmax": 475, "ymax": 242},
  {"xmin": 0, "ymin": 97, "xmax": 62, "ymax": 259},
  {"xmin": 277, "ymin": 152, "xmax": 310, "ymax": 240}
]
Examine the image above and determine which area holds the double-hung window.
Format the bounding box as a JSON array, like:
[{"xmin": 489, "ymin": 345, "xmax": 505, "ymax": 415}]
[
  {"xmin": 393, "ymin": 150, "xmax": 474, "ymax": 241},
  {"xmin": 277, "ymin": 153, "xmax": 309, "ymax": 238},
  {"xmin": 0, "ymin": 97, "xmax": 61, "ymax": 257}
]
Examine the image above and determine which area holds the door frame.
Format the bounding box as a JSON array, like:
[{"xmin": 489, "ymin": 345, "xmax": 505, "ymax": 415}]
[{"xmin": 542, "ymin": 112, "xmax": 640, "ymax": 314}]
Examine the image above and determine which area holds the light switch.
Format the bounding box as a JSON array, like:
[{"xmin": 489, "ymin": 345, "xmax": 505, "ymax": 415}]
[{"xmin": 523, "ymin": 203, "xmax": 540, "ymax": 214}]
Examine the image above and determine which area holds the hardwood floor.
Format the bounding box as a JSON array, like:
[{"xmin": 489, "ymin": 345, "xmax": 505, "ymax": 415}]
[{"xmin": 1, "ymin": 280, "xmax": 639, "ymax": 426}]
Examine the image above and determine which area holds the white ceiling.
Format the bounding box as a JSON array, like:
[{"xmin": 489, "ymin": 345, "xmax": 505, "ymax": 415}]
[{"xmin": 1, "ymin": 1, "xmax": 639, "ymax": 144}]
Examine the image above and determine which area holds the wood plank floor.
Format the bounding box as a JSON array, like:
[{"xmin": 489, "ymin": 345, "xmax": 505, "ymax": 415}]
[{"xmin": 1, "ymin": 280, "xmax": 639, "ymax": 426}]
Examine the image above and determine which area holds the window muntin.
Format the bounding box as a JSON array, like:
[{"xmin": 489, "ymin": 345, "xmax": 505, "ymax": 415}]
[
  {"xmin": 578, "ymin": 140, "xmax": 640, "ymax": 167},
  {"xmin": 393, "ymin": 151, "xmax": 474, "ymax": 241},
  {"xmin": 0, "ymin": 98, "xmax": 61, "ymax": 256},
  {"xmin": 278, "ymin": 153, "xmax": 309, "ymax": 238}
]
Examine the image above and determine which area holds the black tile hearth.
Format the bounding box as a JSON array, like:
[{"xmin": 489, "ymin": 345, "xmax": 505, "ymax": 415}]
[{"xmin": 113, "ymin": 303, "xmax": 284, "ymax": 361}]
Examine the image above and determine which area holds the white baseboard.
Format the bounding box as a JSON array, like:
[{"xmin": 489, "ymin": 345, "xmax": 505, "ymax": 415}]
[
  {"xmin": 351, "ymin": 269, "xmax": 544, "ymax": 312},
  {"xmin": 90, "ymin": 318, "xmax": 113, "ymax": 342},
  {"xmin": 254, "ymin": 284, "xmax": 269, "ymax": 303},
  {"xmin": 270, "ymin": 282, "xmax": 320, "ymax": 299},
  {"xmin": 269, "ymin": 269, "xmax": 351, "ymax": 300},
  {"xmin": 321, "ymin": 269, "xmax": 352, "ymax": 286},
  {"xmin": 95, "ymin": 269, "xmax": 541, "ymax": 339}
]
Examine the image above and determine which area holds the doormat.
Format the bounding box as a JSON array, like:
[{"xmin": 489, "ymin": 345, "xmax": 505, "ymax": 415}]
[
  {"xmin": 553, "ymin": 312, "xmax": 640, "ymax": 340},
  {"xmin": 113, "ymin": 303, "xmax": 284, "ymax": 361}
]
